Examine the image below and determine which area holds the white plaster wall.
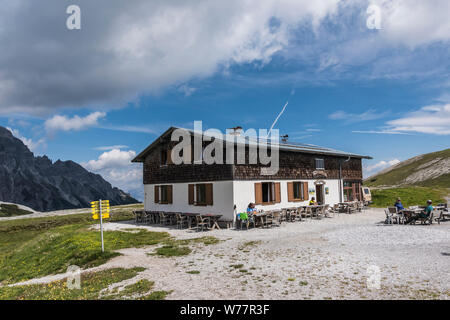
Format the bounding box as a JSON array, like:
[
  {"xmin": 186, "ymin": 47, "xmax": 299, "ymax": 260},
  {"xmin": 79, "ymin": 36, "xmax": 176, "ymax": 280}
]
[
  {"xmin": 232, "ymin": 179, "xmax": 342, "ymax": 214},
  {"xmin": 144, "ymin": 180, "xmax": 235, "ymax": 221}
]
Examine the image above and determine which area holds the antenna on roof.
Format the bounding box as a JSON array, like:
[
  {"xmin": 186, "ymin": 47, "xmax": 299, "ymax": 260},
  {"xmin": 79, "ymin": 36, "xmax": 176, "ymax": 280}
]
[{"xmin": 267, "ymin": 101, "xmax": 288, "ymax": 138}]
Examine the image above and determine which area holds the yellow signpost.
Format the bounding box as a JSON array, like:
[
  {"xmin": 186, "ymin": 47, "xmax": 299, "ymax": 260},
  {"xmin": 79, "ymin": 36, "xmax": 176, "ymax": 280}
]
[{"xmin": 91, "ymin": 199, "xmax": 110, "ymax": 252}]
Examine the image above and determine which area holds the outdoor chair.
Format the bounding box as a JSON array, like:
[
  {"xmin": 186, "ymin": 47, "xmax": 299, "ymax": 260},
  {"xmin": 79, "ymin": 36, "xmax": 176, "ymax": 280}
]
[
  {"xmin": 280, "ymin": 209, "xmax": 288, "ymax": 222},
  {"xmin": 323, "ymin": 204, "xmax": 331, "ymax": 217},
  {"xmin": 347, "ymin": 202, "xmax": 357, "ymax": 214},
  {"xmin": 143, "ymin": 211, "xmax": 152, "ymax": 224},
  {"xmin": 287, "ymin": 208, "xmax": 298, "ymax": 222},
  {"xmin": 304, "ymin": 207, "xmax": 312, "ymax": 220},
  {"xmin": 384, "ymin": 209, "xmax": 393, "ymax": 224},
  {"xmin": 271, "ymin": 210, "xmax": 282, "ymax": 226},
  {"xmin": 435, "ymin": 209, "xmax": 450, "ymax": 224},
  {"xmin": 159, "ymin": 211, "xmax": 170, "ymax": 226},
  {"xmin": 264, "ymin": 213, "xmax": 274, "ymax": 228},
  {"xmin": 176, "ymin": 213, "xmax": 188, "ymax": 229},
  {"xmin": 330, "ymin": 204, "xmax": 340, "ymax": 215},
  {"xmin": 413, "ymin": 210, "xmax": 434, "ymax": 225},
  {"xmin": 195, "ymin": 215, "xmax": 209, "ymax": 232}
]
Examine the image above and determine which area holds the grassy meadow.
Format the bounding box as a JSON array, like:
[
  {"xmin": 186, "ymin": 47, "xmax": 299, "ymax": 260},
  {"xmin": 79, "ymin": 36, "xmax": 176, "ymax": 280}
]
[
  {"xmin": 0, "ymin": 203, "xmax": 218, "ymax": 300},
  {"xmin": 369, "ymin": 186, "xmax": 449, "ymax": 208}
]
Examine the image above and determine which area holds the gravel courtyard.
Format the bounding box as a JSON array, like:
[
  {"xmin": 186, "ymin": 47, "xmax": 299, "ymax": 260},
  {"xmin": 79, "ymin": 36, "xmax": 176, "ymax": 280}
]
[
  {"xmin": 94, "ymin": 208, "xmax": 450, "ymax": 300},
  {"xmin": 14, "ymin": 208, "xmax": 449, "ymax": 299}
]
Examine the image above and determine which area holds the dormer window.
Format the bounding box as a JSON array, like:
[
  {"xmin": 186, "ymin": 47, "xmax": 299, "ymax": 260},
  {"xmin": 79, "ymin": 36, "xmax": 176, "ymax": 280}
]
[{"xmin": 315, "ymin": 158, "xmax": 325, "ymax": 170}]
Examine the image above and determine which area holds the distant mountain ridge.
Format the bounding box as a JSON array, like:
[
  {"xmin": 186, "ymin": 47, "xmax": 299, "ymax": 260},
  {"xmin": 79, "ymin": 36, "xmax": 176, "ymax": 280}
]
[
  {"xmin": 0, "ymin": 126, "xmax": 138, "ymax": 211},
  {"xmin": 365, "ymin": 148, "xmax": 450, "ymax": 188}
]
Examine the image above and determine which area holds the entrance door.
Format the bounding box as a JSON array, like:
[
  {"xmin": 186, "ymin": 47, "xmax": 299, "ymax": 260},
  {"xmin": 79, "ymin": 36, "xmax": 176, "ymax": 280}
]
[{"xmin": 315, "ymin": 184, "xmax": 324, "ymax": 205}]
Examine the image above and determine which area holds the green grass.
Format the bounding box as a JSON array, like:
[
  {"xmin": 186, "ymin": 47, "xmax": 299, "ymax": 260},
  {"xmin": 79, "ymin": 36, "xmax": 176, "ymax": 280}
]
[
  {"xmin": 0, "ymin": 222, "xmax": 170, "ymax": 284},
  {"xmin": 369, "ymin": 186, "xmax": 448, "ymax": 208},
  {"xmin": 103, "ymin": 279, "xmax": 154, "ymax": 300},
  {"xmin": 0, "ymin": 204, "xmax": 220, "ymax": 291},
  {"xmin": 140, "ymin": 290, "xmax": 171, "ymax": 300},
  {"xmin": 0, "ymin": 267, "xmax": 144, "ymax": 300},
  {"xmin": 154, "ymin": 245, "xmax": 192, "ymax": 257},
  {"xmin": 0, "ymin": 204, "xmax": 33, "ymax": 217}
]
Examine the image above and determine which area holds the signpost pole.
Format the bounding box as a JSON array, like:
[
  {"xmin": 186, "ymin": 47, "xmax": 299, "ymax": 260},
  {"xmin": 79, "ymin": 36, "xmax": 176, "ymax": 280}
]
[{"xmin": 99, "ymin": 199, "xmax": 104, "ymax": 252}]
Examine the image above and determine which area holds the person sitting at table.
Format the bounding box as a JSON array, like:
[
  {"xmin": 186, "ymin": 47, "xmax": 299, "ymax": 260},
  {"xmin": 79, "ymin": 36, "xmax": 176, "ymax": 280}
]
[
  {"xmin": 309, "ymin": 197, "xmax": 317, "ymax": 206},
  {"xmin": 246, "ymin": 202, "xmax": 256, "ymax": 222},
  {"xmin": 418, "ymin": 200, "xmax": 433, "ymax": 219},
  {"xmin": 394, "ymin": 197, "xmax": 405, "ymax": 211}
]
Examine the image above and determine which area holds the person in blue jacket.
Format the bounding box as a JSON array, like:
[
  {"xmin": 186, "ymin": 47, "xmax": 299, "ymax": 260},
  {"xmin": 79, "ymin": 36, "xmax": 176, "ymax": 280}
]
[{"xmin": 394, "ymin": 198, "xmax": 405, "ymax": 211}]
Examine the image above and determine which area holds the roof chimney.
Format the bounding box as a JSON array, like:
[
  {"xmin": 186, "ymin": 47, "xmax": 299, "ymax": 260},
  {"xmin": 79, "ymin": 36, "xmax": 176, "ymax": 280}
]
[{"xmin": 228, "ymin": 126, "xmax": 243, "ymax": 136}]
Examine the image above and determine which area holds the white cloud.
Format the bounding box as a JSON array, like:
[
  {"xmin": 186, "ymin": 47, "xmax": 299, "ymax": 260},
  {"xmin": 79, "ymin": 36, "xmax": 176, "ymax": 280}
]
[
  {"xmin": 386, "ymin": 104, "xmax": 450, "ymax": 135},
  {"xmin": 93, "ymin": 145, "xmax": 129, "ymax": 151},
  {"xmin": 372, "ymin": 0, "xmax": 450, "ymax": 47},
  {"xmin": 0, "ymin": 1, "xmax": 449, "ymax": 115},
  {"xmin": 82, "ymin": 149, "xmax": 136, "ymax": 171},
  {"xmin": 6, "ymin": 127, "xmax": 45, "ymax": 152},
  {"xmin": 44, "ymin": 112, "xmax": 106, "ymax": 133},
  {"xmin": 82, "ymin": 148, "xmax": 142, "ymax": 200},
  {"xmin": 329, "ymin": 109, "xmax": 388, "ymax": 123},
  {"xmin": 364, "ymin": 158, "xmax": 400, "ymax": 177}
]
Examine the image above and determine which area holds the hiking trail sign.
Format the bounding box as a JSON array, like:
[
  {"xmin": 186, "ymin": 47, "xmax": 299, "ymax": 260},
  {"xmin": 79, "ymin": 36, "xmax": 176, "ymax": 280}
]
[{"xmin": 91, "ymin": 199, "xmax": 110, "ymax": 252}]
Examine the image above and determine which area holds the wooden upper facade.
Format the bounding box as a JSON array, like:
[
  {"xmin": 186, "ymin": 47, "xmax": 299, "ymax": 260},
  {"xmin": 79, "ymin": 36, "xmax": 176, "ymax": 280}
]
[{"xmin": 132, "ymin": 127, "xmax": 371, "ymax": 185}]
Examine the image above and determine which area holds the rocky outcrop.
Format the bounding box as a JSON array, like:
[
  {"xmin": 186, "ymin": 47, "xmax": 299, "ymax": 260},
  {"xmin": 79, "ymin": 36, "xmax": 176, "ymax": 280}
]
[{"xmin": 0, "ymin": 126, "xmax": 138, "ymax": 211}]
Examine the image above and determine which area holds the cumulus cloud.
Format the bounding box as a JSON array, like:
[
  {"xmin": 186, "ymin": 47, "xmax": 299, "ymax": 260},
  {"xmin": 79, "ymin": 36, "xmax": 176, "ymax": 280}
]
[
  {"xmin": 82, "ymin": 148, "xmax": 142, "ymax": 200},
  {"xmin": 386, "ymin": 104, "xmax": 450, "ymax": 135},
  {"xmin": 364, "ymin": 158, "xmax": 401, "ymax": 177},
  {"xmin": 6, "ymin": 127, "xmax": 45, "ymax": 152},
  {"xmin": 82, "ymin": 149, "xmax": 136, "ymax": 171},
  {"xmin": 44, "ymin": 112, "xmax": 105, "ymax": 132},
  {"xmin": 0, "ymin": 1, "xmax": 448, "ymax": 115}
]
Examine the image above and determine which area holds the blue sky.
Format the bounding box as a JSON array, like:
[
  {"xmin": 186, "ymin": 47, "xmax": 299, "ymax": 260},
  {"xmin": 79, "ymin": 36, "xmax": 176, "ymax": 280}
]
[{"xmin": 0, "ymin": 1, "xmax": 449, "ymax": 200}]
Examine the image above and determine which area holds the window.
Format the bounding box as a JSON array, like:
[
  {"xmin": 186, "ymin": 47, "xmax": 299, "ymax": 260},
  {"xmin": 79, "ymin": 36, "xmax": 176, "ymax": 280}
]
[
  {"xmin": 154, "ymin": 185, "xmax": 172, "ymax": 204},
  {"xmin": 254, "ymin": 182, "xmax": 281, "ymax": 205},
  {"xmin": 343, "ymin": 181, "xmax": 361, "ymax": 202},
  {"xmin": 188, "ymin": 183, "xmax": 213, "ymax": 206},
  {"xmin": 287, "ymin": 181, "xmax": 309, "ymax": 202},
  {"xmin": 161, "ymin": 149, "xmax": 167, "ymax": 165},
  {"xmin": 315, "ymin": 158, "xmax": 325, "ymax": 170},
  {"xmin": 160, "ymin": 185, "xmax": 169, "ymax": 203},
  {"xmin": 262, "ymin": 182, "xmax": 274, "ymax": 203},
  {"xmin": 196, "ymin": 184, "xmax": 207, "ymax": 205},
  {"xmin": 160, "ymin": 149, "xmax": 173, "ymax": 166},
  {"xmin": 293, "ymin": 182, "xmax": 303, "ymax": 200}
]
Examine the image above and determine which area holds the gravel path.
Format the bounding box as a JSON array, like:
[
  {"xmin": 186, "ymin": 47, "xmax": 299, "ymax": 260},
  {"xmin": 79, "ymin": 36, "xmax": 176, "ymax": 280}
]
[
  {"xmin": 11, "ymin": 208, "xmax": 450, "ymax": 299},
  {"xmin": 0, "ymin": 203, "xmax": 142, "ymax": 221}
]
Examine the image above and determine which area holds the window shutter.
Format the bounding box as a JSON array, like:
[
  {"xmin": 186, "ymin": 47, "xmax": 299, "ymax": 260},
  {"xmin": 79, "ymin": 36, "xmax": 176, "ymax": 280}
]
[
  {"xmin": 287, "ymin": 182, "xmax": 294, "ymax": 202},
  {"xmin": 188, "ymin": 184, "xmax": 194, "ymax": 205},
  {"xmin": 254, "ymin": 183, "xmax": 262, "ymax": 205},
  {"xmin": 154, "ymin": 186, "xmax": 159, "ymax": 203},
  {"xmin": 303, "ymin": 182, "xmax": 309, "ymax": 200},
  {"xmin": 274, "ymin": 182, "xmax": 281, "ymax": 203},
  {"xmin": 167, "ymin": 149, "xmax": 173, "ymax": 165},
  {"xmin": 205, "ymin": 183, "xmax": 213, "ymax": 206},
  {"xmin": 167, "ymin": 185, "xmax": 173, "ymax": 204}
]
